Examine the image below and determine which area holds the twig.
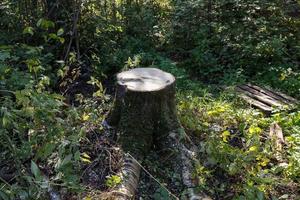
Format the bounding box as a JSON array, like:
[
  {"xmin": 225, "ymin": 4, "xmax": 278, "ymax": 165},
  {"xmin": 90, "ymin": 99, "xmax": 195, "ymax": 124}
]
[
  {"xmin": 63, "ymin": 6, "xmax": 80, "ymax": 62},
  {"xmin": 0, "ymin": 175, "xmax": 13, "ymax": 190},
  {"xmin": 105, "ymin": 149, "xmax": 113, "ymax": 173},
  {"xmin": 46, "ymin": 0, "xmax": 60, "ymax": 19},
  {"xmin": 64, "ymin": 1, "xmax": 81, "ymax": 62}
]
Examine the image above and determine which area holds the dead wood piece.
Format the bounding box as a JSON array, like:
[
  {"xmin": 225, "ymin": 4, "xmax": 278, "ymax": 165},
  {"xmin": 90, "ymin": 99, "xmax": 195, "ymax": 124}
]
[
  {"xmin": 236, "ymin": 87, "xmax": 272, "ymax": 113},
  {"xmin": 238, "ymin": 86, "xmax": 285, "ymax": 107},
  {"xmin": 107, "ymin": 155, "xmax": 141, "ymax": 200},
  {"xmin": 269, "ymin": 123, "xmax": 285, "ymax": 151},
  {"xmin": 246, "ymin": 84, "xmax": 298, "ymax": 104},
  {"xmin": 180, "ymin": 144, "xmax": 212, "ymax": 200},
  {"xmin": 239, "ymin": 85, "xmax": 287, "ymax": 107},
  {"xmin": 163, "ymin": 130, "xmax": 212, "ymax": 200}
]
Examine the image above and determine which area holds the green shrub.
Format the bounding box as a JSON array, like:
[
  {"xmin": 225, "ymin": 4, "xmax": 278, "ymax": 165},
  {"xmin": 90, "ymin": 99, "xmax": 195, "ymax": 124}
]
[{"xmin": 170, "ymin": 0, "xmax": 300, "ymax": 86}]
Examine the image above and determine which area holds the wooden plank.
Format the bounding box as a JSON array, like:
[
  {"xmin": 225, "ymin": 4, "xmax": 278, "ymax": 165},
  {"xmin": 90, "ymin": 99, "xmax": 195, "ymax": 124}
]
[
  {"xmin": 244, "ymin": 84, "xmax": 287, "ymax": 104},
  {"xmin": 236, "ymin": 87, "xmax": 273, "ymax": 113},
  {"xmin": 238, "ymin": 85, "xmax": 287, "ymax": 107},
  {"xmin": 239, "ymin": 85, "xmax": 288, "ymax": 107},
  {"xmin": 246, "ymin": 83, "xmax": 298, "ymax": 104},
  {"xmin": 268, "ymin": 89, "xmax": 298, "ymax": 104}
]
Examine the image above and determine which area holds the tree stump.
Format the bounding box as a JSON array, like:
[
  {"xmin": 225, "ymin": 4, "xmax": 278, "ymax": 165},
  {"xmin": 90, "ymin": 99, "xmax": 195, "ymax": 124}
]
[
  {"xmin": 104, "ymin": 68, "xmax": 210, "ymax": 200},
  {"xmin": 107, "ymin": 68, "xmax": 180, "ymax": 157}
]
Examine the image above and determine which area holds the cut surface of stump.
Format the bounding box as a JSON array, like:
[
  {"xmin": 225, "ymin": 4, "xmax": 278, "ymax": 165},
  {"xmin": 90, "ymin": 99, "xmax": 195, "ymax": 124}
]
[
  {"xmin": 117, "ymin": 68, "xmax": 175, "ymax": 92},
  {"xmin": 105, "ymin": 67, "xmax": 208, "ymax": 200}
]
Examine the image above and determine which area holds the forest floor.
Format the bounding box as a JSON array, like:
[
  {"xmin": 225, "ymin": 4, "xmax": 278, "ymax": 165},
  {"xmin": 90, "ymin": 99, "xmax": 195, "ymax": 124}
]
[
  {"xmin": 80, "ymin": 56, "xmax": 299, "ymax": 200},
  {"xmin": 1, "ymin": 51, "xmax": 299, "ymax": 200}
]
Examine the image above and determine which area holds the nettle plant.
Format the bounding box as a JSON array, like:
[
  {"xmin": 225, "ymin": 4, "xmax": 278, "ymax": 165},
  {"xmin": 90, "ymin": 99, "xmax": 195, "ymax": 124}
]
[
  {"xmin": 0, "ymin": 42, "xmax": 108, "ymax": 199},
  {"xmin": 0, "ymin": 86, "xmax": 108, "ymax": 199}
]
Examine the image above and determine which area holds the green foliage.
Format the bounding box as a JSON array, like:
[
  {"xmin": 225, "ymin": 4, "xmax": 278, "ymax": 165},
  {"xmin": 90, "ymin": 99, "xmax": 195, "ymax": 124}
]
[
  {"xmin": 171, "ymin": 0, "xmax": 300, "ymax": 94},
  {"xmin": 153, "ymin": 187, "xmax": 172, "ymax": 200},
  {"xmin": 0, "ymin": 88, "xmax": 108, "ymax": 198},
  {"xmin": 0, "ymin": 41, "xmax": 109, "ymax": 199},
  {"xmin": 77, "ymin": 0, "xmax": 170, "ymax": 75},
  {"xmin": 105, "ymin": 175, "xmax": 121, "ymax": 188},
  {"xmin": 0, "ymin": 0, "xmax": 300, "ymax": 199},
  {"xmin": 153, "ymin": 56, "xmax": 300, "ymax": 199},
  {"xmin": 176, "ymin": 84, "xmax": 300, "ymax": 199}
]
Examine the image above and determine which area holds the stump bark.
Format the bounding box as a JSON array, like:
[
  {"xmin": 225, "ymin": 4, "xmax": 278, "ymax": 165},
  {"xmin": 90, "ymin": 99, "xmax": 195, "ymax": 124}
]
[
  {"xmin": 107, "ymin": 68, "xmax": 179, "ymax": 158},
  {"xmin": 104, "ymin": 68, "xmax": 210, "ymax": 200}
]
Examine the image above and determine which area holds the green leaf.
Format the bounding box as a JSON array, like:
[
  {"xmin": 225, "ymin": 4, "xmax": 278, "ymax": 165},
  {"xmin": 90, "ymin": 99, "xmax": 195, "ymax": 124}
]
[
  {"xmin": 105, "ymin": 175, "xmax": 121, "ymax": 188},
  {"xmin": 36, "ymin": 18, "xmax": 43, "ymax": 27},
  {"xmin": 37, "ymin": 142, "xmax": 56, "ymax": 159},
  {"xmin": 18, "ymin": 190, "xmax": 29, "ymax": 199},
  {"xmin": 222, "ymin": 130, "xmax": 231, "ymax": 142},
  {"xmin": 31, "ymin": 160, "xmax": 41, "ymax": 178},
  {"xmin": 57, "ymin": 28, "xmax": 64, "ymax": 36},
  {"xmin": 57, "ymin": 69, "xmax": 64, "ymax": 77},
  {"xmin": 249, "ymin": 146, "xmax": 258, "ymax": 152},
  {"xmin": 257, "ymin": 190, "xmax": 264, "ymax": 200},
  {"xmin": 0, "ymin": 51, "xmax": 11, "ymax": 61},
  {"xmin": 60, "ymin": 154, "xmax": 73, "ymax": 167},
  {"xmin": 49, "ymin": 33, "xmax": 59, "ymax": 40},
  {"xmin": 0, "ymin": 191, "xmax": 9, "ymax": 200},
  {"xmin": 80, "ymin": 152, "xmax": 91, "ymax": 163},
  {"xmin": 153, "ymin": 187, "xmax": 171, "ymax": 200},
  {"xmin": 74, "ymin": 151, "xmax": 81, "ymax": 161},
  {"xmin": 249, "ymin": 125, "xmax": 262, "ymax": 135},
  {"xmin": 59, "ymin": 37, "xmax": 65, "ymax": 44},
  {"xmin": 36, "ymin": 18, "xmax": 55, "ymax": 30},
  {"xmin": 23, "ymin": 27, "xmax": 34, "ymax": 36}
]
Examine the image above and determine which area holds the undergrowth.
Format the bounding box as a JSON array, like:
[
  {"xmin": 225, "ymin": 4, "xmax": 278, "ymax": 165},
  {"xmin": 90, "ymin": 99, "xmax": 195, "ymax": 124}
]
[
  {"xmin": 0, "ymin": 43, "xmax": 113, "ymax": 199},
  {"xmin": 1, "ymin": 0, "xmax": 300, "ymax": 199},
  {"xmin": 153, "ymin": 57, "xmax": 300, "ymax": 199}
]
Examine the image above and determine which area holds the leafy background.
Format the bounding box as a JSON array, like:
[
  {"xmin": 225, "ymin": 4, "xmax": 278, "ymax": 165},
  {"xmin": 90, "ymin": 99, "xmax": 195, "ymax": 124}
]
[{"xmin": 0, "ymin": 0, "xmax": 299, "ymax": 199}]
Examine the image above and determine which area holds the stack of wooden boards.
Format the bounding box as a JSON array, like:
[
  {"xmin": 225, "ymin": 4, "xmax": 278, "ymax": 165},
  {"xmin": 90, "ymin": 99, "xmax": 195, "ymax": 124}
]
[{"xmin": 236, "ymin": 84, "xmax": 298, "ymax": 114}]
